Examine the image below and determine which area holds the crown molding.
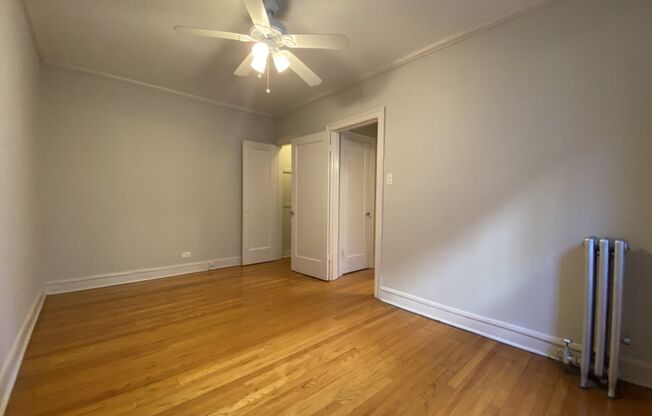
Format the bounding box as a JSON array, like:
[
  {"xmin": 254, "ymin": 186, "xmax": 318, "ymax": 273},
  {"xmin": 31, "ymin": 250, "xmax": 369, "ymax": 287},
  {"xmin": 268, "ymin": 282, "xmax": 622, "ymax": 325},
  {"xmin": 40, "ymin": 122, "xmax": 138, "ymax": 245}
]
[
  {"xmin": 20, "ymin": 0, "xmax": 43, "ymax": 63},
  {"xmin": 39, "ymin": 0, "xmax": 557, "ymax": 120},
  {"xmin": 44, "ymin": 60, "xmax": 273, "ymax": 118},
  {"xmin": 276, "ymin": 0, "xmax": 559, "ymax": 118}
]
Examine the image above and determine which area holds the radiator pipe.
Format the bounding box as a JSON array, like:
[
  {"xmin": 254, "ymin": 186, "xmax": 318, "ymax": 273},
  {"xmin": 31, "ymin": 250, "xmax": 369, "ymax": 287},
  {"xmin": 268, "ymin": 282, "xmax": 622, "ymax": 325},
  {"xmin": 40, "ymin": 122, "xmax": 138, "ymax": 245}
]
[
  {"xmin": 580, "ymin": 237, "xmax": 598, "ymax": 388},
  {"xmin": 593, "ymin": 238, "xmax": 611, "ymax": 378},
  {"xmin": 608, "ymin": 239, "xmax": 628, "ymax": 398}
]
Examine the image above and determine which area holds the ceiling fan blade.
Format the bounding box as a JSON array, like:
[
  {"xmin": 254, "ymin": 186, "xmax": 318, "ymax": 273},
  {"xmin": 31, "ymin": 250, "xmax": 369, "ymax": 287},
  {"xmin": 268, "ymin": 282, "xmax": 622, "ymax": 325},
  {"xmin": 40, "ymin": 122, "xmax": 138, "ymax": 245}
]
[
  {"xmin": 234, "ymin": 53, "xmax": 255, "ymax": 76},
  {"xmin": 282, "ymin": 34, "xmax": 350, "ymax": 50},
  {"xmin": 279, "ymin": 50, "xmax": 322, "ymax": 87},
  {"xmin": 174, "ymin": 25, "xmax": 253, "ymax": 42},
  {"xmin": 243, "ymin": 0, "xmax": 271, "ymax": 29}
]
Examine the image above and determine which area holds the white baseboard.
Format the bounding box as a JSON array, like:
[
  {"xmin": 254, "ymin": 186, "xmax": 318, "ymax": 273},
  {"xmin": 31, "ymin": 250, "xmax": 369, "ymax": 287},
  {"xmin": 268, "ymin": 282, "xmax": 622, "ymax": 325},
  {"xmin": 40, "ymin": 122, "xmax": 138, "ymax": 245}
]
[
  {"xmin": 379, "ymin": 286, "xmax": 652, "ymax": 389},
  {"xmin": 0, "ymin": 288, "xmax": 45, "ymax": 414},
  {"xmin": 44, "ymin": 256, "xmax": 241, "ymax": 294}
]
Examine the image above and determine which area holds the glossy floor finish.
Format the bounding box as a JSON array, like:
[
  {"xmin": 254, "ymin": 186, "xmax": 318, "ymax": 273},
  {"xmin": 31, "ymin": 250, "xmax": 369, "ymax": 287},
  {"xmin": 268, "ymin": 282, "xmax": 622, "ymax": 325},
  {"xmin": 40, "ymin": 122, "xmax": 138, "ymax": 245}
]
[{"xmin": 7, "ymin": 259, "xmax": 652, "ymax": 415}]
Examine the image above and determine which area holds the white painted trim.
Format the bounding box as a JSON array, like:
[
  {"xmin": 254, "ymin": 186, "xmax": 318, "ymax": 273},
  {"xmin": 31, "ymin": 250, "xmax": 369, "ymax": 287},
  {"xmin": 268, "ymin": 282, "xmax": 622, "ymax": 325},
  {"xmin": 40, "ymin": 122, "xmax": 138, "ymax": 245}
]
[
  {"xmin": 328, "ymin": 130, "xmax": 340, "ymax": 281},
  {"xmin": 327, "ymin": 107, "xmax": 385, "ymax": 298},
  {"xmin": 379, "ymin": 286, "xmax": 564, "ymax": 357},
  {"xmin": 0, "ymin": 288, "xmax": 45, "ymax": 414},
  {"xmin": 44, "ymin": 61, "xmax": 273, "ymax": 118},
  {"xmin": 280, "ymin": 0, "xmax": 559, "ymax": 117},
  {"xmin": 275, "ymin": 134, "xmax": 298, "ymax": 146},
  {"xmin": 42, "ymin": 1, "xmax": 557, "ymax": 120},
  {"xmin": 326, "ymin": 108, "xmax": 386, "ymax": 132},
  {"xmin": 379, "ymin": 286, "xmax": 652, "ymax": 388},
  {"xmin": 44, "ymin": 256, "xmax": 241, "ymax": 294}
]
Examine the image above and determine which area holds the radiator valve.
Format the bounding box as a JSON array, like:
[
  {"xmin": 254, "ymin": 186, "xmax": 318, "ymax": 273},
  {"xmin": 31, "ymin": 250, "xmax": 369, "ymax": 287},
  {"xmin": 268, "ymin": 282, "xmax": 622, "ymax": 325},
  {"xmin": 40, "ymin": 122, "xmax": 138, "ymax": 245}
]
[{"xmin": 562, "ymin": 338, "xmax": 575, "ymax": 366}]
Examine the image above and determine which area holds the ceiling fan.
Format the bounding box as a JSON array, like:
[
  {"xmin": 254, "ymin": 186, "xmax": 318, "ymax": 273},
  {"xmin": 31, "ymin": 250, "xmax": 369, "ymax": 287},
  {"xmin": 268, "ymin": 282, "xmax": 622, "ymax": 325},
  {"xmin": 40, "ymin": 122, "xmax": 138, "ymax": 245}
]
[{"xmin": 174, "ymin": 0, "xmax": 350, "ymax": 93}]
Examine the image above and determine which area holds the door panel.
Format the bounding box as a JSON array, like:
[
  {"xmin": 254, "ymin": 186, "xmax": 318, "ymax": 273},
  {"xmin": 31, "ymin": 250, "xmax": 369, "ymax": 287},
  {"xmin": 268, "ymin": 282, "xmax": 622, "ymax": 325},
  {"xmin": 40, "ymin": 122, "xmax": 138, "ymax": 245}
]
[
  {"xmin": 339, "ymin": 132, "xmax": 375, "ymax": 275},
  {"xmin": 291, "ymin": 132, "xmax": 329, "ymax": 280},
  {"xmin": 242, "ymin": 141, "xmax": 281, "ymax": 265}
]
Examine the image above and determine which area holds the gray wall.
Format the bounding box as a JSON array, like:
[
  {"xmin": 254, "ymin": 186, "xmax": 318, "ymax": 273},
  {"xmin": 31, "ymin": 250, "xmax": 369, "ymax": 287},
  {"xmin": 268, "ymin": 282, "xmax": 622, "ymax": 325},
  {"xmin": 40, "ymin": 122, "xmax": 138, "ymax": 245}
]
[
  {"xmin": 38, "ymin": 66, "xmax": 273, "ymax": 282},
  {"xmin": 0, "ymin": 0, "xmax": 42, "ymax": 392},
  {"xmin": 275, "ymin": 0, "xmax": 652, "ymax": 375}
]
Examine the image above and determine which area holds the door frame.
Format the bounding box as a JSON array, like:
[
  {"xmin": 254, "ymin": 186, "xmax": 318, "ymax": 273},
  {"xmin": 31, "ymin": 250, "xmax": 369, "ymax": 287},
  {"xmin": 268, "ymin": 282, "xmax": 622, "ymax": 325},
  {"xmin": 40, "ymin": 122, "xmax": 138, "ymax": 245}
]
[{"xmin": 326, "ymin": 107, "xmax": 385, "ymax": 298}]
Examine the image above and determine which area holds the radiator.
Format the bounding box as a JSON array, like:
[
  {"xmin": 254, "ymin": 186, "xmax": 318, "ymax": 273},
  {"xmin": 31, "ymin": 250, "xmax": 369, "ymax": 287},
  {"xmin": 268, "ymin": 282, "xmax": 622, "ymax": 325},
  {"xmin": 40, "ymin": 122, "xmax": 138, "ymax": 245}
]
[{"xmin": 581, "ymin": 237, "xmax": 628, "ymax": 398}]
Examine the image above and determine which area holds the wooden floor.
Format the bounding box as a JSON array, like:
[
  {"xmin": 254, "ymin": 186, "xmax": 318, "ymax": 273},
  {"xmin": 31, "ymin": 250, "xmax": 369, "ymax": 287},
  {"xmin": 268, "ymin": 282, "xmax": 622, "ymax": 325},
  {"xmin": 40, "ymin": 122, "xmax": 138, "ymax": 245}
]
[{"xmin": 7, "ymin": 260, "xmax": 652, "ymax": 415}]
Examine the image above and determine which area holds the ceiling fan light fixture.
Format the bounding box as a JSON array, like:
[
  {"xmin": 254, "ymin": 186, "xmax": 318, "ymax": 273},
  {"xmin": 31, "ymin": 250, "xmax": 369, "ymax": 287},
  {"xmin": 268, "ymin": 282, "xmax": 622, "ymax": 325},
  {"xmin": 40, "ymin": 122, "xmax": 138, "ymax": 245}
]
[
  {"xmin": 251, "ymin": 55, "xmax": 267, "ymax": 73},
  {"xmin": 273, "ymin": 52, "xmax": 290, "ymax": 73},
  {"xmin": 251, "ymin": 41, "xmax": 269, "ymax": 59},
  {"xmin": 176, "ymin": 0, "xmax": 349, "ymax": 87},
  {"xmin": 250, "ymin": 41, "xmax": 269, "ymax": 73}
]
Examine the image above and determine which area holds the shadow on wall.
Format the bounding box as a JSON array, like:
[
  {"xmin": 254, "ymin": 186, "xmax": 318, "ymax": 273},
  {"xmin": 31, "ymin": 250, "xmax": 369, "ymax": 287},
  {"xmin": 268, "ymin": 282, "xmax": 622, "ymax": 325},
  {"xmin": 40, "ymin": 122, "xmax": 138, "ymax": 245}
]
[
  {"xmin": 556, "ymin": 244, "xmax": 584, "ymax": 344},
  {"xmin": 622, "ymin": 249, "xmax": 652, "ymax": 361}
]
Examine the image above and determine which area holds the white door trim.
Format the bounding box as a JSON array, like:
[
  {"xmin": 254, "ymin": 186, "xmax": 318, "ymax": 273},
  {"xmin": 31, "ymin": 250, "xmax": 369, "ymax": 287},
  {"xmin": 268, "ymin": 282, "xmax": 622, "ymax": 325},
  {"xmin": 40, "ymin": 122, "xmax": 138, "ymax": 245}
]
[{"xmin": 326, "ymin": 107, "xmax": 386, "ymax": 298}]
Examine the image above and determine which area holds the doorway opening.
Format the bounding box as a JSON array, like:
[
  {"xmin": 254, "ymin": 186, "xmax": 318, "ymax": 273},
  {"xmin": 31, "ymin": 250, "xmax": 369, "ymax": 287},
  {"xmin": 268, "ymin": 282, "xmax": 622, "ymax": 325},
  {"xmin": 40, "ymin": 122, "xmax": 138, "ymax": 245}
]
[
  {"xmin": 279, "ymin": 144, "xmax": 292, "ymax": 259},
  {"xmin": 337, "ymin": 124, "xmax": 377, "ymax": 276},
  {"xmin": 327, "ymin": 107, "xmax": 385, "ymax": 297},
  {"xmin": 241, "ymin": 140, "xmax": 292, "ymax": 266},
  {"xmin": 242, "ymin": 108, "xmax": 385, "ymax": 296}
]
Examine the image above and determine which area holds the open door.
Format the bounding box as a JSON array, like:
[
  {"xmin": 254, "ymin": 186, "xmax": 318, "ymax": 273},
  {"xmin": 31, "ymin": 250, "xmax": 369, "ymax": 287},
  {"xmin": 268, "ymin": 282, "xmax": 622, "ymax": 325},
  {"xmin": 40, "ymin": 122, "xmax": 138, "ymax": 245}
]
[
  {"xmin": 242, "ymin": 141, "xmax": 281, "ymax": 265},
  {"xmin": 291, "ymin": 132, "xmax": 330, "ymax": 280},
  {"xmin": 339, "ymin": 132, "xmax": 376, "ymax": 275}
]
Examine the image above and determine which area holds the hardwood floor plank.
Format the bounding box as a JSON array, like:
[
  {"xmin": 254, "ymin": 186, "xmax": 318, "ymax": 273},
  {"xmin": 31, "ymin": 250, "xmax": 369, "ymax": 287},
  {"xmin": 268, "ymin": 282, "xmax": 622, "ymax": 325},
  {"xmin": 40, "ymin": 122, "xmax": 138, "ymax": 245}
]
[{"xmin": 6, "ymin": 259, "xmax": 652, "ymax": 415}]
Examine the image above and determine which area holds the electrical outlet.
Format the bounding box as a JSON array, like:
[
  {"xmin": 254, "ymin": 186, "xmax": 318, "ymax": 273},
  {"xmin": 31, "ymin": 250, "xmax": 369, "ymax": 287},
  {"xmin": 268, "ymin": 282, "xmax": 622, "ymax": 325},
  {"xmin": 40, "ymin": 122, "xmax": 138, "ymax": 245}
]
[
  {"xmin": 181, "ymin": 251, "xmax": 192, "ymax": 259},
  {"xmin": 386, "ymin": 173, "xmax": 393, "ymax": 185}
]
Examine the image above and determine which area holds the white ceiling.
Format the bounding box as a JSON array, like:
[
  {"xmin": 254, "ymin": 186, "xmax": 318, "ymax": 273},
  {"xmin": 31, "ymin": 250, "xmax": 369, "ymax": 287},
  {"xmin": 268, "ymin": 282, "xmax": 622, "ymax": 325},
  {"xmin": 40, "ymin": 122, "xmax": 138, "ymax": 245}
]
[{"xmin": 25, "ymin": 0, "xmax": 549, "ymax": 116}]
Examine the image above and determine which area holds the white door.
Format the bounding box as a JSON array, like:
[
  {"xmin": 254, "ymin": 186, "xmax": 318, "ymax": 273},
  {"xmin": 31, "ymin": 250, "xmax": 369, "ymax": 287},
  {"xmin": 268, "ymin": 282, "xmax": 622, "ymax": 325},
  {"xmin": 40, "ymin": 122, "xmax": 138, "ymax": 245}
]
[
  {"xmin": 291, "ymin": 132, "xmax": 330, "ymax": 280},
  {"xmin": 242, "ymin": 141, "xmax": 281, "ymax": 265},
  {"xmin": 339, "ymin": 132, "xmax": 376, "ymax": 275}
]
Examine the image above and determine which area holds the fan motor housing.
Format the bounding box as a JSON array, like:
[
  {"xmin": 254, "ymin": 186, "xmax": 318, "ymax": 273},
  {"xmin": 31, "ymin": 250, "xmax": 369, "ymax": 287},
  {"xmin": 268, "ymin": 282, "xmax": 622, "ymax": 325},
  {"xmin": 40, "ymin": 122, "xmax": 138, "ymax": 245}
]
[
  {"xmin": 263, "ymin": 0, "xmax": 280, "ymax": 16},
  {"xmin": 269, "ymin": 18, "xmax": 287, "ymax": 34}
]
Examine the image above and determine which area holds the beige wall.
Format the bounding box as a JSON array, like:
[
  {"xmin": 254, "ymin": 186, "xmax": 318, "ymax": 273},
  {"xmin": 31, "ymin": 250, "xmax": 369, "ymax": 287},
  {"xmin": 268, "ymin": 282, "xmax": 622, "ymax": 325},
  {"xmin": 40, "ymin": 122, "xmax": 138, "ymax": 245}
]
[
  {"xmin": 0, "ymin": 0, "xmax": 42, "ymax": 399},
  {"xmin": 38, "ymin": 65, "xmax": 273, "ymax": 282},
  {"xmin": 275, "ymin": 0, "xmax": 652, "ymax": 380}
]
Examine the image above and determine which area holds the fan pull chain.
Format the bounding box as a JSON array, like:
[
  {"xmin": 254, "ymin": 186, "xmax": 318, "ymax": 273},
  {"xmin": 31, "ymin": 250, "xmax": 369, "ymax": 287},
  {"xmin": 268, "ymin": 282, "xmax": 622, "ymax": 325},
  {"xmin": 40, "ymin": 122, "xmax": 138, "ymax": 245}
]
[{"xmin": 266, "ymin": 57, "xmax": 271, "ymax": 94}]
